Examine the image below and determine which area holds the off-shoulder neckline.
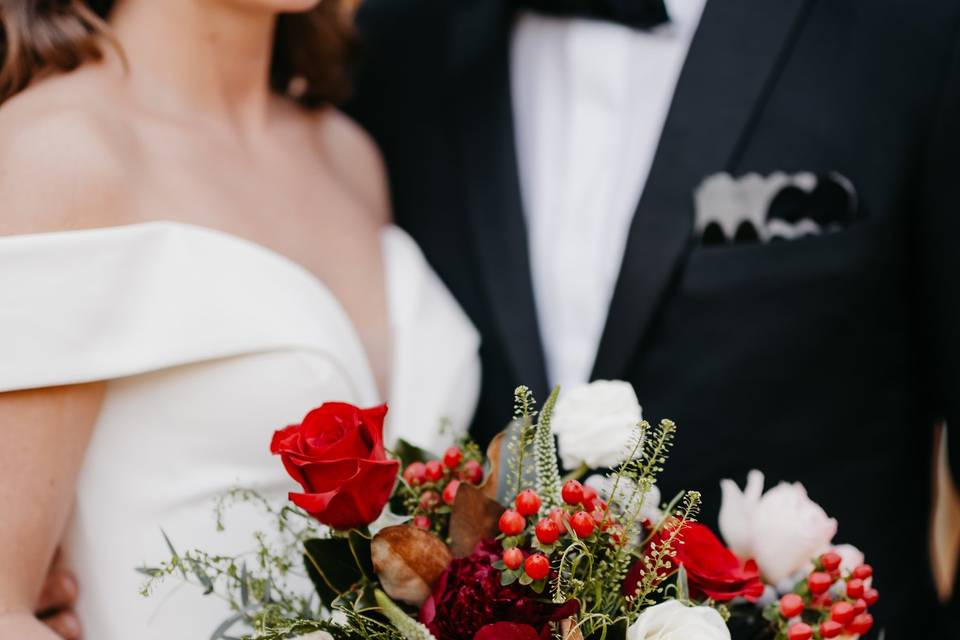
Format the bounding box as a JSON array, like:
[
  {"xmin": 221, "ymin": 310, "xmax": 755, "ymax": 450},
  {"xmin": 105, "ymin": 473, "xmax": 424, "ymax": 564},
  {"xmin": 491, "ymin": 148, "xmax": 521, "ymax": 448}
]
[
  {"xmin": 1, "ymin": 219, "xmax": 400, "ymax": 400},
  {"xmin": 2, "ymin": 219, "xmax": 399, "ymax": 292}
]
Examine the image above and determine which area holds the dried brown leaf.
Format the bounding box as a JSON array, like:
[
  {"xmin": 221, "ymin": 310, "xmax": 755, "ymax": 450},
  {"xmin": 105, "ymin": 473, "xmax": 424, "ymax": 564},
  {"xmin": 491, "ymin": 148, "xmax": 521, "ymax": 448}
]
[
  {"xmin": 371, "ymin": 525, "xmax": 452, "ymax": 606},
  {"xmin": 480, "ymin": 430, "xmax": 506, "ymax": 501},
  {"xmin": 560, "ymin": 618, "xmax": 585, "ymax": 640},
  {"xmin": 448, "ymin": 482, "xmax": 506, "ymax": 558}
]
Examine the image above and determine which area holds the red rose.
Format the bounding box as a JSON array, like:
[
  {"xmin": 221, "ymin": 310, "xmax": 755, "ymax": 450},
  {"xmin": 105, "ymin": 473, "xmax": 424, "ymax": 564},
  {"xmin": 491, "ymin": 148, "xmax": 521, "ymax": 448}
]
[
  {"xmin": 624, "ymin": 522, "xmax": 763, "ymax": 602},
  {"xmin": 270, "ymin": 402, "xmax": 399, "ymax": 530}
]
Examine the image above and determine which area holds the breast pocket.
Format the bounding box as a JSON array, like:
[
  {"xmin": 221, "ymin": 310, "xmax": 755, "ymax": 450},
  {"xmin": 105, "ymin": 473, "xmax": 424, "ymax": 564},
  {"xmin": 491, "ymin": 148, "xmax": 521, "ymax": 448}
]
[{"xmin": 681, "ymin": 220, "xmax": 893, "ymax": 298}]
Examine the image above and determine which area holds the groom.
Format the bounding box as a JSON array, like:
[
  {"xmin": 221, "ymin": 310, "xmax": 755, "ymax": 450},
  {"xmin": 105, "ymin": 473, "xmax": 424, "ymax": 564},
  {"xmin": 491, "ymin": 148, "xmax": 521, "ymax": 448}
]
[{"xmin": 347, "ymin": 0, "xmax": 960, "ymax": 637}]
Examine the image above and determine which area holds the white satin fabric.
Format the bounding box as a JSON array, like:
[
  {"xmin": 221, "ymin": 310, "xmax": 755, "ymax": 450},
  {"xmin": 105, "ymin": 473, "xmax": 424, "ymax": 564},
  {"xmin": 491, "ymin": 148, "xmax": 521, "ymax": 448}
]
[{"xmin": 0, "ymin": 221, "xmax": 480, "ymax": 638}]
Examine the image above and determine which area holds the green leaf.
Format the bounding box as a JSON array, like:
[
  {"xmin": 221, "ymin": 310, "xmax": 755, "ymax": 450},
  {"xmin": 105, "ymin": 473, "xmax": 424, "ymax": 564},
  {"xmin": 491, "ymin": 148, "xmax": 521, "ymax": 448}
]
[
  {"xmin": 160, "ymin": 528, "xmax": 188, "ymax": 580},
  {"xmin": 374, "ymin": 589, "xmax": 438, "ymax": 640},
  {"xmin": 209, "ymin": 612, "xmax": 245, "ymax": 640},
  {"xmin": 676, "ymin": 565, "xmax": 689, "ymax": 602},
  {"xmin": 135, "ymin": 567, "xmax": 163, "ymax": 578},
  {"xmin": 302, "ymin": 532, "xmax": 373, "ymax": 610},
  {"xmin": 501, "ymin": 570, "xmax": 519, "ymax": 586},
  {"xmin": 519, "ymin": 573, "xmax": 533, "ymax": 586},
  {"xmin": 188, "ymin": 556, "xmax": 215, "ymax": 595},
  {"xmin": 530, "ymin": 579, "xmax": 546, "ymax": 594},
  {"xmin": 762, "ymin": 601, "xmax": 781, "ymax": 623},
  {"xmin": 239, "ymin": 563, "xmax": 249, "ymax": 608},
  {"xmin": 392, "ymin": 439, "xmax": 432, "ymax": 467}
]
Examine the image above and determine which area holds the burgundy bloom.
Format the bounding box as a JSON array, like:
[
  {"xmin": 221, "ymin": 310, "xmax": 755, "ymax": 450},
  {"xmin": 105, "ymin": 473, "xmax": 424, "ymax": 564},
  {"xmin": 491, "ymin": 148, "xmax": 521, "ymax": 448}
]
[
  {"xmin": 419, "ymin": 540, "xmax": 578, "ymax": 640},
  {"xmin": 474, "ymin": 622, "xmax": 541, "ymax": 640}
]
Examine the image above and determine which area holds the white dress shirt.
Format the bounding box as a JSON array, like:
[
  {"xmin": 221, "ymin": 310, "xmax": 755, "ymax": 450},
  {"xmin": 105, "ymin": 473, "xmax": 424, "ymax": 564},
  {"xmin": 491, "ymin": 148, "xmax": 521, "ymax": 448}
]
[{"xmin": 511, "ymin": 0, "xmax": 707, "ymax": 390}]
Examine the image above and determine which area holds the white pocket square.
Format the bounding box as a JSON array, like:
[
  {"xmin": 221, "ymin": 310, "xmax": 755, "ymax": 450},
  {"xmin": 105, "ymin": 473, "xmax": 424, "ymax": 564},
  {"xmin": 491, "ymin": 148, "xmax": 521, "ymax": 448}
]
[{"xmin": 694, "ymin": 171, "xmax": 858, "ymax": 246}]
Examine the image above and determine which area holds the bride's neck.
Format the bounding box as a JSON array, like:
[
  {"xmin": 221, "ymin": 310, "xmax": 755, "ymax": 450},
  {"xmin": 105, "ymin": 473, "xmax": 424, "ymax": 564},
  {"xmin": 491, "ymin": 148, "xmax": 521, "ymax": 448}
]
[{"xmin": 108, "ymin": 0, "xmax": 278, "ymax": 134}]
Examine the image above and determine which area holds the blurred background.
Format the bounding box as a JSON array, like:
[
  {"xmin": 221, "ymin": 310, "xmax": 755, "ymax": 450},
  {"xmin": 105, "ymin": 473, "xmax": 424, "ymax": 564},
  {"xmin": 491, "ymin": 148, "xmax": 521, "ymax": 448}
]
[{"xmin": 933, "ymin": 426, "xmax": 958, "ymax": 602}]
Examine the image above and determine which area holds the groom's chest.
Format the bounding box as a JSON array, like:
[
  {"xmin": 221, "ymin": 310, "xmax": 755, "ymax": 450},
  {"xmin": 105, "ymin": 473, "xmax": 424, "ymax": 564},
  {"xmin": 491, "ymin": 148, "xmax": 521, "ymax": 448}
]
[{"xmin": 391, "ymin": 3, "xmax": 938, "ymax": 298}]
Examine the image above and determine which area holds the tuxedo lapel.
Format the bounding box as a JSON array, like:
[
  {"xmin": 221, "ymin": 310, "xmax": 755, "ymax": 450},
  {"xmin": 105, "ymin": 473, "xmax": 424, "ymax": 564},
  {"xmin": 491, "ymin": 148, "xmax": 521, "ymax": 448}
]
[
  {"xmin": 448, "ymin": 1, "xmax": 550, "ymax": 397},
  {"xmin": 591, "ymin": 0, "xmax": 816, "ymax": 381}
]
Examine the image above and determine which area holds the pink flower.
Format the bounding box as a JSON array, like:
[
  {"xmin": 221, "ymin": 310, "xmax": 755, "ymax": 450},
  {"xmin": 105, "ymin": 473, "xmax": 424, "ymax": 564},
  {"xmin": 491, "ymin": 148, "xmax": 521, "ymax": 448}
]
[{"xmin": 719, "ymin": 471, "xmax": 837, "ymax": 585}]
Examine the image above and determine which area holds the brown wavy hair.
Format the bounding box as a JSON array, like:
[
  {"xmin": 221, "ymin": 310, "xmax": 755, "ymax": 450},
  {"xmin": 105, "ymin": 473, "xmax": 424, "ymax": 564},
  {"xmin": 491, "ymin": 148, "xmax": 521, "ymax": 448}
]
[{"xmin": 0, "ymin": 0, "xmax": 355, "ymax": 107}]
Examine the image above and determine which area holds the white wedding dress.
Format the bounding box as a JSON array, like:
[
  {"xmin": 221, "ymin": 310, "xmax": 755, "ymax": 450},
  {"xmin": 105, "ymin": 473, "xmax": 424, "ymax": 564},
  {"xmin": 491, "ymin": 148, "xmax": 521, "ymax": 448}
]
[{"xmin": 0, "ymin": 221, "xmax": 481, "ymax": 638}]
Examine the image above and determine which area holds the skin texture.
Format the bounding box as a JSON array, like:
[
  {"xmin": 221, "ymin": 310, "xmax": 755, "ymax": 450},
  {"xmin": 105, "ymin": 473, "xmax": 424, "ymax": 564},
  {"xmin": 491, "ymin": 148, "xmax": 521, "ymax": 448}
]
[{"xmin": 0, "ymin": 1, "xmax": 391, "ymax": 637}]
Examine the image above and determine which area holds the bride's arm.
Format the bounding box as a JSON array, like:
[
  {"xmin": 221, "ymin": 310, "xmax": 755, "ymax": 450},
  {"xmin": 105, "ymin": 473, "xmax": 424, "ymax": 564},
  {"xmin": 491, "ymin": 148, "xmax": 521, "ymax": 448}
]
[{"xmin": 0, "ymin": 384, "xmax": 104, "ymax": 638}]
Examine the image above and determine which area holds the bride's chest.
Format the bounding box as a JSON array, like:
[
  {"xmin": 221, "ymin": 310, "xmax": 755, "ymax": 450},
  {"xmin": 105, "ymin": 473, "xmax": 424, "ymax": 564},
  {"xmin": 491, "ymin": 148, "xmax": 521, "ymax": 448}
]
[{"xmin": 126, "ymin": 160, "xmax": 392, "ymax": 391}]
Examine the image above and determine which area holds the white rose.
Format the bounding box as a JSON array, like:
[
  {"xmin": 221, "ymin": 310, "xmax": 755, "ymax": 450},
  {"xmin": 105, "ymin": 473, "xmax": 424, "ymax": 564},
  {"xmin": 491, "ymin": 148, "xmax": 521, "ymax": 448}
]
[
  {"xmin": 719, "ymin": 470, "xmax": 837, "ymax": 585},
  {"xmin": 627, "ymin": 601, "xmax": 731, "ymax": 640},
  {"xmin": 552, "ymin": 380, "xmax": 642, "ymax": 469}
]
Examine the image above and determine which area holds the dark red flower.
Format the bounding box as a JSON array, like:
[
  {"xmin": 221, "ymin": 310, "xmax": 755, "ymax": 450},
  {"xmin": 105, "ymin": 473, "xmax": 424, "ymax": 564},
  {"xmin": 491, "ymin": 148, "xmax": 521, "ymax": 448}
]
[
  {"xmin": 474, "ymin": 622, "xmax": 542, "ymax": 640},
  {"xmin": 270, "ymin": 402, "xmax": 399, "ymax": 530},
  {"xmin": 420, "ymin": 540, "xmax": 578, "ymax": 640},
  {"xmin": 624, "ymin": 522, "xmax": 763, "ymax": 602}
]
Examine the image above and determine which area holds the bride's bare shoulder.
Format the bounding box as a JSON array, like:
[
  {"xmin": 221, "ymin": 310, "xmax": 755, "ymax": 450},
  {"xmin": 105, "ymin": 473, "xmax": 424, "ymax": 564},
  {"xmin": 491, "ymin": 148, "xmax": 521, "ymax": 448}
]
[
  {"xmin": 0, "ymin": 72, "xmax": 138, "ymax": 236},
  {"xmin": 313, "ymin": 107, "xmax": 391, "ymax": 225}
]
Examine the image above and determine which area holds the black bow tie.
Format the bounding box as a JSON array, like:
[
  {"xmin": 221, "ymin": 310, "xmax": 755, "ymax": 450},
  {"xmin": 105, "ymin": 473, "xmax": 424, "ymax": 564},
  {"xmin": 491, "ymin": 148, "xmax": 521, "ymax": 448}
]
[{"xmin": 515, "ymin": 0, "xmax": 670, "ymax": 30}]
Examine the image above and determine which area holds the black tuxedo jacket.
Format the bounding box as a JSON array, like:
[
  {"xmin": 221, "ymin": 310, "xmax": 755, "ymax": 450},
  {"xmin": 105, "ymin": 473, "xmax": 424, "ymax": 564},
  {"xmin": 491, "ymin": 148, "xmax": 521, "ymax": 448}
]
[{"xmin": 348, "ymin": 1, "xmax": 960, "ymax": 635}]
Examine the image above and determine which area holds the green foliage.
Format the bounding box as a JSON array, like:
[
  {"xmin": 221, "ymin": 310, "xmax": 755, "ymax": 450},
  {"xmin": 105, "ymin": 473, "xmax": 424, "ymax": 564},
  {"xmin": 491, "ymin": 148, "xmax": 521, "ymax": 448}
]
[
  {"xmin": 374, "ymin": 590, "xmax": 437, "ymax": 640},
  {"xmin": 533, "ymin": 385, "xmax": 562, "ymax": 511},
  {"xmin": 507, "ymin": 385, "xmax": 538, "ymax": 500},
  {"xmin": 390, "ymin": 439, "xmax": 431, "ymax": 467},
  {"xmin": 303, "ymin": 531, "xmax": 373, "ymax": 611},
  {"xmin": 140, "ymin": 489, "xmax": 363, "ymax": 639},
  {"xmin": 624, "ymin": 491, "xmax": 702, "ymax": 613},
  {"xmin": 541, "ymin": 417, "xmax": 699, "ymax": 639}
]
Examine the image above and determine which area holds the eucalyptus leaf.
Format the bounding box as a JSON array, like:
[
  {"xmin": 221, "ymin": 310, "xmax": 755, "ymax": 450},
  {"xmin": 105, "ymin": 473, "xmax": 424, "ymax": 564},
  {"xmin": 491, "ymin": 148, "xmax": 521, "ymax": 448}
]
[
  {"xmin": 209, "ymin": 611, "xmax": 246, "ymax": 640},
  {"xmin": 160, "ymin": 528, "xmax": 188, "ymax": 579},
  {"xmin": 189, "ymin": 556, "xmax": 214, "ymax": 595},
  {"xmin": 239, "ymin": 563, "xmax": 249, "ymax": 608}
]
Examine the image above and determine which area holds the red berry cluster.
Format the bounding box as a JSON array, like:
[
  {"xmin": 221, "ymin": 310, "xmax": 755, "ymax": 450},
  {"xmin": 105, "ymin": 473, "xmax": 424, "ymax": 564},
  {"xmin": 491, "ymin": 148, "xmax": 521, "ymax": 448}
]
[
  {"xmin": 401, "ymin": 446, "xmax": 484, "ymax": 533},
  {"xmin": 496, "ymin": 480, "xmax": 624, "ymax": 584},
  {"xmin": 778, "ymin": 553, "xmax": 878, "ymax": 639}
]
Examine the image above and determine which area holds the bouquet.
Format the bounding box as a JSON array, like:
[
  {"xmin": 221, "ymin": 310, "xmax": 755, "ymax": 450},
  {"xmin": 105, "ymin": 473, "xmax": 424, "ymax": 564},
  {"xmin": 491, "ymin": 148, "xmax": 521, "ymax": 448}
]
[{"xmin": 141, "ymin": 382, "xmax": 879, "ymax": 640}]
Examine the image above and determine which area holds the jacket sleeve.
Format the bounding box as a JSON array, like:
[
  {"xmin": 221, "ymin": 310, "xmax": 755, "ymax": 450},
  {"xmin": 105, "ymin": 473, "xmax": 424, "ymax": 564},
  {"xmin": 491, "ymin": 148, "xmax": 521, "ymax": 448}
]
[
  {"xmin": 916, "ymin": 15, "xmax": 960, "ymax": 615},
  {"xmin": 917, "ymin": 19, "xmax": 960, "ymax": 489}
]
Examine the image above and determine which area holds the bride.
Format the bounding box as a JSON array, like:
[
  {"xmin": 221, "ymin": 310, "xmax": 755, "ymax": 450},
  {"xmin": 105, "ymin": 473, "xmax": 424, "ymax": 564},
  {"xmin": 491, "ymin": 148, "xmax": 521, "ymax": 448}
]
[{"xmin": 0, "ymin": 1, "xmax": 480, "ymax": 638}]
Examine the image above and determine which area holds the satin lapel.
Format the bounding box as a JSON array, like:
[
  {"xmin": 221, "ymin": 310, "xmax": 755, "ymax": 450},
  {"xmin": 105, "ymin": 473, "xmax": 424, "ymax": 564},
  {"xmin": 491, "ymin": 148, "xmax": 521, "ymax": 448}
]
[
  {"xmin": 448, "ymin": 1, "xmax": 550, "ymax": 396},
  {"xmin": 591, "ymin": 0, "xmax": 816, "ymax": 381}
]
